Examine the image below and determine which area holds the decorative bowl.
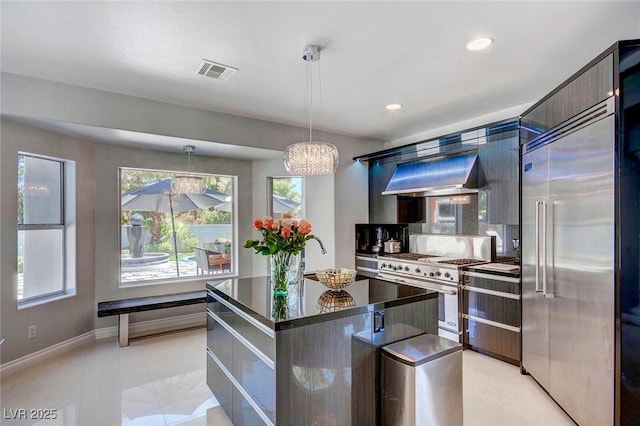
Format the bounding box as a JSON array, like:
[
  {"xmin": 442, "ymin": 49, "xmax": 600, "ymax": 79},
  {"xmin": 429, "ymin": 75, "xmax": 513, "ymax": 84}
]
[
  {"xmin": 317, "ymin": 290, "xmax": 356, "ymax": 313},
  {"xmin": 315, "ymin": 268, "xmax": 357, "ymax": 290}
]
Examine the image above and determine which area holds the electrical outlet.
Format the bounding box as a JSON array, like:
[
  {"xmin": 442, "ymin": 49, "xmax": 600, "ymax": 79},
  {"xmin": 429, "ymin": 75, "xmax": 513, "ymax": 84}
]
[{"xmin": 28, "ymin": 325, "xmax": 37, "ymax": 339}]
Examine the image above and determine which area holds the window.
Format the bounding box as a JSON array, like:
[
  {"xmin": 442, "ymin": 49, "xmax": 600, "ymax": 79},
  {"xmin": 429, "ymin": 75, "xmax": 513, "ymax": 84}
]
[
  {"xmin": 17, "ymin": 153, "xmax": 75, "ymax": 304},
  {"xmin": 120, "ymin": 168, "xmax": 235, "ymax": 285},
  {"xmin": 268, "ymin": 176, "xmax": 304, "ymax": 271},
  {"xmin": 268, "ymin": 177, "xmax": 303, "ymax": 219}
]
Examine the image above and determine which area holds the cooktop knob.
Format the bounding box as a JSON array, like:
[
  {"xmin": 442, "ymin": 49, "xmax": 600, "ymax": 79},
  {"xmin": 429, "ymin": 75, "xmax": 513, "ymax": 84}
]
[
  {"xmin": 404, "ymin": 266, "xmax": 410, "ymax": 272},
  {"xmin": 392, "ymin": 266, "xmax": 397, "ymax": 271},
  {"xmin": 429, "ymin": 272, "xmax": 435, "ymax": 277},
  {"xmin": 435, "ymin": 271, "xmax": 442, "ymax": 277},
  {"xmin": 381, "ymin": 263, "xmax": 386, "ymax": 268},
  {"xmin": 444, "ymin": 272, "xmax": 450, "ymax": 278},
  {"xmin": 415, "ymin": 268, "xmax": 421, "ymax": 273}
]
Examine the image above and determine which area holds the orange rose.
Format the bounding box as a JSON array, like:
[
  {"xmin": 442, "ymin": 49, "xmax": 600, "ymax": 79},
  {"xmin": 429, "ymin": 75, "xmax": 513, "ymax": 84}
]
[
  {"xmin": 253, "ymin": 218, "xmax": 264, "ymax": 229},
  {"xmin": 280, "ymin": 226, "xmax": 292, "ymax": 238},
  {"xmin": 282, "ymin": 213, "xmax": 293, "ymax": 219},
  {"xmin": 297, "ymin": 220, "xmax": 312, "ymax": 234},
  {"xmin": 263, "ymin": 216, "xmax": 274, "ymax": 228},
  {"xmin": 271, "ymin": 220, "xmax": 280, "ymax": 230}
]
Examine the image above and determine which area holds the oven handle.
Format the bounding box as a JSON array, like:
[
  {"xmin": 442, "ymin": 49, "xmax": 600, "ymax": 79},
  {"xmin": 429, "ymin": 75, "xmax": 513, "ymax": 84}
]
[
  {"xmin": 461, "ymin": 285, "xmax": 520, "ymax": 300},
  {"xmin": 463, "ymin": 314, "xmax": 521, "ymax": 333},
  {"xmin": 387, "ymin": 276, "xmax": 458, "ymax": 296},
  {"xmin": 463, "ymin": 271, "xmax": 520, "ymax": 284}
]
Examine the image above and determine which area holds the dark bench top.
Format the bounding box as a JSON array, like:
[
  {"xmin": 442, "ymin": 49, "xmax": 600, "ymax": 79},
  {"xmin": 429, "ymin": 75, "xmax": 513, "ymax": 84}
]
[{"xmin": 97, "ymin": 290, "xmax": 207, "ymax": 317}]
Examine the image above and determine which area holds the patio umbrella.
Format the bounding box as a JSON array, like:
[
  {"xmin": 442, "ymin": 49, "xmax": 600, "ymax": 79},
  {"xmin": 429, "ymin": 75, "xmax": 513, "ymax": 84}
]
[
  {"xmin": 273, "ymin": 194, "xmax": 301, "ymax": 214},
  {"xmin": 121, "ymin": 178, "xmax": 230, "ymax": 275},
  {"xmin": 215, "ymin": 194, "xmax": 300, "ymax": 214}
]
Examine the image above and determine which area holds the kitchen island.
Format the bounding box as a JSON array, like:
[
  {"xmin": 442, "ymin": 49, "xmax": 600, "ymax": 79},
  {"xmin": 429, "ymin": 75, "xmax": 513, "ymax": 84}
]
[{"xmin": 206, "ymin": 275, "xmax": 438, "ymax": 426}]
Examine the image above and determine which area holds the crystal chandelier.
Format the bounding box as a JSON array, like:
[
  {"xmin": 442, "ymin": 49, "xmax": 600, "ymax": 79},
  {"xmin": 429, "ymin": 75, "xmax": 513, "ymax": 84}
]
[
  {"xmin": 173, "ymin": 145, "xmax": 204, "ymax": 194},
  {"xmin": 284, "ymin": 45, "xmax": 339, "ymax": 176}
]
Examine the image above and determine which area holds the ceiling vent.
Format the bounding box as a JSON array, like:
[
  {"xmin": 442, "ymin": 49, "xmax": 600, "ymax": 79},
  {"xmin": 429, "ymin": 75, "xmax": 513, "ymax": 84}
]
[{"xmin": 197, "ymin": 60, "xmax": 238, "ymax": 81}]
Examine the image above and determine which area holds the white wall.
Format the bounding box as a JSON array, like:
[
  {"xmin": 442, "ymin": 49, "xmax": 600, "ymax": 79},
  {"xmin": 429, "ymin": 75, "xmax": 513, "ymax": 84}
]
[
  {"xmin": 0, "ymin": 119, "xmax": 97, "ymax": 363},
  {"xmin": 2, "ymin": 73, "xmax": 384, "ymax": 153}
]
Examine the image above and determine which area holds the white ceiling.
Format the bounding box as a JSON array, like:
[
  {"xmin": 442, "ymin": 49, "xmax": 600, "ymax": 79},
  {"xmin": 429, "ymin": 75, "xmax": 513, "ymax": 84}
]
[{"xmin": 1, "ymin": 1, "xmax": 639, "ymax": 148}]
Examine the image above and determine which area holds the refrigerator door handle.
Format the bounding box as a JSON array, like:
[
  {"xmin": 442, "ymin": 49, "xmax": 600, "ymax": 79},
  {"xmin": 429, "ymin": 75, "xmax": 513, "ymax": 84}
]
[
  {"xmin": 535, "ymin": 201, "xmax": 542, "ymax": 293},
  {"xmin": 542, "ymin": 201, "xmax": 555, "ymax": 299}
]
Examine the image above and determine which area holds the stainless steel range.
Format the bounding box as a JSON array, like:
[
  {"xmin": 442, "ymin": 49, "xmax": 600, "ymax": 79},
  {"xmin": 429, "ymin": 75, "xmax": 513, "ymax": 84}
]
[{"xmin": 377, "ymin": 234, "xmax": 495, "ymax": 342}]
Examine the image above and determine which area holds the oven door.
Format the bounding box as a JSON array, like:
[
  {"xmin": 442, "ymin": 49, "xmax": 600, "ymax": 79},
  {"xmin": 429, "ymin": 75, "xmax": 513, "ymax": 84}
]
[
  {"xmin": 438, "ymin": 291, "xmax": 460, "ymax": 341},
  {"xmin": 376, "ymin": 271, "xmax": 461, "ymax": 342}
]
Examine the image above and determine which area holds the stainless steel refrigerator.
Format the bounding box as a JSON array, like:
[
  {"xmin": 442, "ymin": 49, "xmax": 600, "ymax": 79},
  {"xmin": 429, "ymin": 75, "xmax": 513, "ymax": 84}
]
[{"xmin": 522, "ymin": 96, "xmax": 616, "ymax": 426}]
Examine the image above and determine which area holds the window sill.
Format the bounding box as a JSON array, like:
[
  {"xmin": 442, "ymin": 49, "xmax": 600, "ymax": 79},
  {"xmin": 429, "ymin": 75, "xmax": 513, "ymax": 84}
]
[
  {"xmin": 119, "ymin": 273, "xmax": 236, "ymax": 289},
  {"xmin": 17, "ymin": 291, "xmax": 77, "ymax": 310}
]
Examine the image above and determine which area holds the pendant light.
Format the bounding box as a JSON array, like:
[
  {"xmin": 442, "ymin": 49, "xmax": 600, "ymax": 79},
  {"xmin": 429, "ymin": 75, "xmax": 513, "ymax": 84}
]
[
  {"xmin": 173, "ymin": 145, "xmax": 204, "ymax": 194},
  {"xmin": 284, "ymin": 45, "xmax": 339, "ymax": 176}
]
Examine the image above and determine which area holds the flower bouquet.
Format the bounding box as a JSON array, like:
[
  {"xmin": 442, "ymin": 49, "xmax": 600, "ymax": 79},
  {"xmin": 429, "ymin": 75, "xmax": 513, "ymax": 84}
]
[{"xmin": 244, "ymin": 213, "xmax": 314, "ymax": 295}]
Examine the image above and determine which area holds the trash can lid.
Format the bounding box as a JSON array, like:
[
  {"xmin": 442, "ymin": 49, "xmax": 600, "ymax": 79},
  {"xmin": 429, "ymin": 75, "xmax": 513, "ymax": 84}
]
[
  {"xmin": 381, "ymin": 334, "xmax": 462, "ymax": 367},
  {"xmin": 352, "ymin": 324, "xmax": 425, "ymax": 348}
]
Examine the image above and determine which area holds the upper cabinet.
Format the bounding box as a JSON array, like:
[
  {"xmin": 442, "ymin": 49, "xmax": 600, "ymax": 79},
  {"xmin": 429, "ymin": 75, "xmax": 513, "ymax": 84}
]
[
  {"xmin": 520, "ymin": 53, "xmax": 614, "ymax": 144},
  {"xmin": 478, "ymin": 123, "xmax": 520, "ymax": 225},
  {"xmin": 368, "ymin": 158, "xmax": 399, "ymax": 224}
]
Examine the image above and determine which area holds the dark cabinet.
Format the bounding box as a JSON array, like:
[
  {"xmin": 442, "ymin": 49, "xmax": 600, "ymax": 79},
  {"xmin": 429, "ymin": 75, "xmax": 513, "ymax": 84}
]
[
  {"xmin": 462, "ymin": 269, "xmax": 521, "ymax": 365},
  {"xmin": 478, "ymin": 125, "xmax": 519, "ymax": 225},
  {"xmin": 520, "ymin": 53, "xmax": 614, "ymax": 142},
  {"xmin": 397, "ymin": 196, "xmax": 425, "ymax": 223},
  {"xmin": 369, "ymin": 159, "xmax": 398, "ymax": 223}
]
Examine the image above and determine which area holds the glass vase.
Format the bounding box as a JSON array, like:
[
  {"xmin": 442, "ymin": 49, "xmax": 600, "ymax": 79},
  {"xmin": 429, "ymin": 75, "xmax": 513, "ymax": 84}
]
[
  {"xmin": 272, "ymin": 294, "xmax": 288, "ymax": 321},
  {"xmin": 270, "ymin": 251, "xmax": 302, "ymax": 296}
]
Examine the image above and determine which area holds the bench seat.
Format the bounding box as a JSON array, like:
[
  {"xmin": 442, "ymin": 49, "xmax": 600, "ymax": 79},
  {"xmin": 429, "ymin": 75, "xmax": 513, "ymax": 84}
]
[{"xmin": 98, "ymin": 290, "xmax": 206, "ymax": 346}]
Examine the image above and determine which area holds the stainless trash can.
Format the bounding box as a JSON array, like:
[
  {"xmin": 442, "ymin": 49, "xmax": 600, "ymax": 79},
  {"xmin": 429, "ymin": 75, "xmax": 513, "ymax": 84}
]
[{"xmin": 381, "ymin": 334, "xmax": 463, "ymax": 426}]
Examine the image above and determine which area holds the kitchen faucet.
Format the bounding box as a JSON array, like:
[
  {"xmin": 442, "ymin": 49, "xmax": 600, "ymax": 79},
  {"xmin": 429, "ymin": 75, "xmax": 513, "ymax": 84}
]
[{"xmin": 311, "ymin": 236, "xmax": 327, "ymax": 254}]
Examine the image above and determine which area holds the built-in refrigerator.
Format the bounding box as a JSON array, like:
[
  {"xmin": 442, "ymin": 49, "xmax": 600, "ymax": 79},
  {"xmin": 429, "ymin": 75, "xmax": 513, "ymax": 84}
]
[
  {"xmin": 521, "ymin": 40, "xmax": 640, "ymax": 426},
  {"xmin": 522, "ymin": 97, "xmax": 615, "ymax": 426}
]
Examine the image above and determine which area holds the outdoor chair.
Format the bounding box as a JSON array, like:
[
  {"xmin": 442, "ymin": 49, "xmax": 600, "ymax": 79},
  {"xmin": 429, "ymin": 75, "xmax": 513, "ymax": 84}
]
[{"xmin": 195, "ymin": 247, "xmax": 231, "ymax": 274}]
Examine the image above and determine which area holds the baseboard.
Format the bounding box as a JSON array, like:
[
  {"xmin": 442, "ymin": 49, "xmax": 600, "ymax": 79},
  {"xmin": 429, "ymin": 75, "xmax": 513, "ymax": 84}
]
[
  {"xmin": 0, "ymin": 331, "xmax": 95, "ymax": 379},
  {"xmin": 1, "ymin": 312, "xmax": 207, "ymax": 379},
  {"xmin": 94, "ymin": 326, "xmax": 118, "ymax": 340}
]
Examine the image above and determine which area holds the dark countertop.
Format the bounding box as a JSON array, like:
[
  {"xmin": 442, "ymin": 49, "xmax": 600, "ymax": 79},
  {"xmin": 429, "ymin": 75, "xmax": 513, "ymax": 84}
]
[
  {"xmin": 463, "ymin": 263, "xmax": 521, "ymax": 279},
  {"xmin": 206, "ymin": 275, "xmax": 437, "ymax": 331}
]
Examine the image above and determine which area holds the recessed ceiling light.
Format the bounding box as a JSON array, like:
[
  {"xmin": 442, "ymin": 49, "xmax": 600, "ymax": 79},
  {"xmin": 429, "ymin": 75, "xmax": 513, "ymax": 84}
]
[
  {"xmin": 385, "ymin": 103, "xmax": 403, "ymax": 111},
  {"xmin": 466, "ymin": 37, "xmax": 494, "ymax": 51}
]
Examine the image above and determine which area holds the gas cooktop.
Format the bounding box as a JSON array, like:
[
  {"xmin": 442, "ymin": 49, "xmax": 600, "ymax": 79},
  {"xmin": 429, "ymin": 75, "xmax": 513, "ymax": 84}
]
[
  {"xmin": 380, "ymin": 253, "xmax": 484, "ymax": 266},
  {"xmin": 380, "ymin": 253, "xmax": 437, "ymax": 261},
  {"xmin": 436, "ymin": 258, "xmax": 485, "ymax": 266}
]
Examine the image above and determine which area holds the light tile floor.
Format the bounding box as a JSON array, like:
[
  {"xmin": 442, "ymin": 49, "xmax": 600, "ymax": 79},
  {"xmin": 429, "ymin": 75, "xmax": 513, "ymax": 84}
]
[{"xmin": 1, "ymin": 328, "xmax": 575, "ymax": 425}]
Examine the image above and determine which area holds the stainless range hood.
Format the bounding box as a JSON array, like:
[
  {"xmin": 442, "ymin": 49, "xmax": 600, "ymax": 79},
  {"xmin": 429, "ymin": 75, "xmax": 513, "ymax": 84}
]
[{"xmin": 382, "ymin": 153, "xmax": 479, "ymax": 197}]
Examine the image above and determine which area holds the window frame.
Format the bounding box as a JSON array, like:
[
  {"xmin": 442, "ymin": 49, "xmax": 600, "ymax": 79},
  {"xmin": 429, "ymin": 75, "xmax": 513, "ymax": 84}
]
[
  {"xmin": 17, "ymin": 153, "xmax": 74, "ymax": 307},
  {"xmin": 267, "ymin": 176, "xmax": 305, "ymax": 273},
  {"xmin": 118, "ymin": 167, "xmax": 237, "ymax": 287}
]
